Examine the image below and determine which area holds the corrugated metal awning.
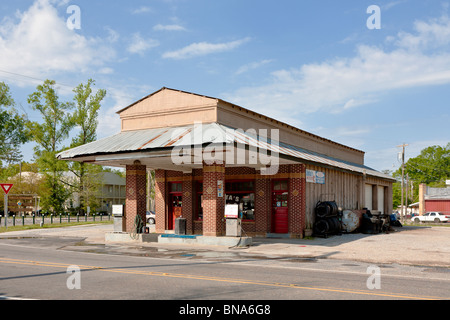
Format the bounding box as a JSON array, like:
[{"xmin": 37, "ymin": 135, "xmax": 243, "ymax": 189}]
[{"xmin": 57, "ymin": 123, "xmax": 393, "ymax": 180}]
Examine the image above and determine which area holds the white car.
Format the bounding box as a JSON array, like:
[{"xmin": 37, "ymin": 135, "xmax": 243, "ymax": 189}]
[
  {"xmin": 411, "ymin": 212, "xmax": 450, "ymax": 223},
  {"xmin": 146, "ymin": 211, "xmax": 156, "ymax": 224}
]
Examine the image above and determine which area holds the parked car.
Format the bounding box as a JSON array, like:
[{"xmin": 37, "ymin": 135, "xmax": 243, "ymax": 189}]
[
  {"xmin": 146, "ymin": 211, "xmax": 155, "ymax": 224},
  {"xmin": 411, "ymin": 212, "xmax": 450, "ymax": 223}
]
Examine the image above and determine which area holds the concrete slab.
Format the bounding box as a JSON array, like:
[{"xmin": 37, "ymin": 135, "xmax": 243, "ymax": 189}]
[
  {"xmin": 157, "ymin": 234, "xmax": 252, "ymax": 247},
  {"xmin": 105, "ymin": 232, "xmax": 159, "ymax": 243}
]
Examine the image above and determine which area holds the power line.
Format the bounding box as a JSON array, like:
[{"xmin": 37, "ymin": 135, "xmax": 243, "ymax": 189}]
[
  {"xmin": 0, "ymin": 68, "xmax": 141, "ymax": 105},
  {"xmin": 0, "ymin": 69, "xmax": 76, "ymax": 90}
]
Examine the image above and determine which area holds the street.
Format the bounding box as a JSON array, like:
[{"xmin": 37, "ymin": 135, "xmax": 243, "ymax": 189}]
[{"xmin": 0, "ymin": 234, "xmax": 449, "ymax": 305}]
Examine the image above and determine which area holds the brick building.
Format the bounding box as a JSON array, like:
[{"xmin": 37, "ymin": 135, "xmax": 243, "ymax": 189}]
[
  {"xmin": 58, "ymin": 87, "xmax": 394, "ymax": 238},
  {"xmin": 419, "ymin": 182, "xmax": 450, "ymax": 215}
]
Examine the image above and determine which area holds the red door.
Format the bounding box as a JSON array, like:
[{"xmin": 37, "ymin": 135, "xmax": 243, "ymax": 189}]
[
  {"xmin": 169, "ymin": 194, "xmax": 182, "ymax": 230},
  {"xmin": 272, "ymin": 192, "xmax": 289, "ymax": 233}
]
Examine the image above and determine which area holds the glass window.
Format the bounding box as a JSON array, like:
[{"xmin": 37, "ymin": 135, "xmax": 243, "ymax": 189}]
[
  {"xmin": 225, "ymin": 180, "xmax": 255, "ymax": 221},
  {"xmin": 226, "ymin": 193, "xmax": 255, "ymax": 220},
  {"xmin": 170, "ymin": 182, "xmax": 182, "ymax": 193},
  {"xmin": 273, "ymin": 180, "xmax": 288, "ymax": 191}
]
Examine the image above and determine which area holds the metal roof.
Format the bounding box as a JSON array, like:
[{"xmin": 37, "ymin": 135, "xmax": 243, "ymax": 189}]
[{"xmin": 57, "ymin": 123, "xmax": 393, "ymax": 181}]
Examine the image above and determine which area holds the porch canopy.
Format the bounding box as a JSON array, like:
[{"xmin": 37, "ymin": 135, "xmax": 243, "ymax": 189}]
[{"xmin": 57, "ymin": 122, "xmax": 388, "ymax": 179}]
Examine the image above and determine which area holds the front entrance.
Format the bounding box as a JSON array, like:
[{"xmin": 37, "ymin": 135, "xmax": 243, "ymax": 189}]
[
  {"xmin": 168, "ymin": 182, "xmax": 182, "ymax": 230},
  {"xmin": 272, "ymin": 180, "xmax": 289, "ymax": 234}
]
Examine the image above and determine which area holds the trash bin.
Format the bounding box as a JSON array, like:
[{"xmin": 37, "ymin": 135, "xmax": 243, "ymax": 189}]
[{"xmin": 175, "ymin": 217, "xmax": 186, "ymax": 235}]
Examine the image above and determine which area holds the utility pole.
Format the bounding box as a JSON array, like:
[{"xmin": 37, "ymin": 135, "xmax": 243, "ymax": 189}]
[{"xmin": 397, "ymin": 143, "xmax": 408, "ymax": 222}]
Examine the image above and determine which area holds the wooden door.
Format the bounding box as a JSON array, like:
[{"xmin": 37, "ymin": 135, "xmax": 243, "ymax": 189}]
[{"xmin": 272, "ymin": 192, "xmax": 288, "ymax": 233}]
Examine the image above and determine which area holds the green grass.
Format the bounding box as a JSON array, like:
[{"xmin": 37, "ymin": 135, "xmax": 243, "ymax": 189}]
[{"xmin": 0, "ymin": 220, "xmax": 113, "ymax": 233}]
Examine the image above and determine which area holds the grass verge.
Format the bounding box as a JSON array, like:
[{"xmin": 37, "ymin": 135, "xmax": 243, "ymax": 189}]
[{"xmin": 0, "ymin": 220, "xmax": 113, "ymax": 233}]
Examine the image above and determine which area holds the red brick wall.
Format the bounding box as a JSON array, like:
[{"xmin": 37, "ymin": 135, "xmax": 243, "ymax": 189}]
[
  {"xmin": 125, "ymin": 163, "xmax": 147, "ymax": 233},
  {"xmin": 255, "ymin": 175, "xmax": 271, "ymax": 236},
  {"xmin": 152, "ymin": 164, "xmax": 307, "ymax": 238},
  {"xmin": 182, "ymin": 173, "xmax": 194, "ymax": 234},
  {"xmin": 288, "ymin": 164, "xmax": 306, "ymax": 237}
]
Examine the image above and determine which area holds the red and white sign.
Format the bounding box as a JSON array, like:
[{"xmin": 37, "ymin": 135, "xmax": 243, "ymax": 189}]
[{"xmin": 0, "ymin": 184, "xmax": 13, "ymax": 195}]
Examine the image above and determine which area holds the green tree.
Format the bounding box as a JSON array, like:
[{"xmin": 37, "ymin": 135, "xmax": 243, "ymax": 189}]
[
  {"xmin": 393, "ymin": 143, "xmax": 450, "ymax": 208},
  {"xmin": 0, "ymin": 82, "xmax": 29, "ymax": 164},
  {"xmin": 395, "ymin": 144, "xmax": 450, "ymax": 186},
  {"xmin": 67, "ymin": 79, "xmax": 106, "ymax": 213},
  {"xmin": 26, "ymin": 80, "xmax": 75, "ymax": 213}
]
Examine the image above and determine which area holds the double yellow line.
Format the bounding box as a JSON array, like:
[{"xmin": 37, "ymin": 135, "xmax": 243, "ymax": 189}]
[{"xmin": 0, "ymin": 257, "xmax": 444, "ymax": 300}]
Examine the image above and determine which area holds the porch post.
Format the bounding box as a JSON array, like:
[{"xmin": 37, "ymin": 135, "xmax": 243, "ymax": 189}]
[
  {"xmin": 182, "ymin": 173, "xmax": 194, "ymax": 235},
  {"xmin": 125, "ymin": 161, "xmax": 147, "ymax": 233},
  {"xmin": 202, "ymin": 161, "xmax": 226, "ymax": 237}
]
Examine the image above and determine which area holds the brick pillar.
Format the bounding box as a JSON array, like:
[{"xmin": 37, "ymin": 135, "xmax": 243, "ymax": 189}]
[
  {"xmin": 255, "ymin": 176, "xmax": 271, "ymax": 236},
  {"xmin": 125, "ymin": 161, "xmax": 147, "ymax": 233},
  {"xmin": 182, "ymin": 173, "xmax": 194, "ymax": 234},
  {"xmin": 289, "ymin": 164, "xmax": 306, "ymax": 238},
  {"xmin": 419, "ymin": 183, "xmax": 426, "ymax": 215},
  {"xmin": 202, "ymin": 162, "xmax": 225, "ymax": 237},
  {"xmin": 155, "ymin": 169, "xmax": 166, "ymax": 233}
]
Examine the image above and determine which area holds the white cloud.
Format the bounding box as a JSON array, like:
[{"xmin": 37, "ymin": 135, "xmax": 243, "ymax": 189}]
[
  {"xmin": 0, "ymin": 0, "xmax": 115, "ymax": 82},
  {"xmin": 127, "ymin": 33, "xmax": 160, "ymax": 55},
  {"xmin": 235, "ymin": 59, "xmax": 273, "ymax": 75},
  {"xmin": 153, "ymin": 24, "xmax": 186, "ymax": 31},
  {"xmin": 162, "ymin": 37, "xmax": 251, "ymax": 60},
  {"xmin": 224, "ymin": 15, "xmax": 450, "ymax": 117},
  {"xmin": 131, "ymin": 6, "xmax": 153, "ymax": 15}
]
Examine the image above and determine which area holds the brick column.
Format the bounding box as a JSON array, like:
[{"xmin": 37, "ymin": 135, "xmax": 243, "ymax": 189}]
[
  {"xmin": 255, "ymin": 176, "xmax": 271, "ymax": 236},
  {"xmin": 125, "ymin": 161, "xmax": 147, "ymax": 233},
  {"xmin": 202, "ymin": 162, "xmax": 225, "ymax": 237},
  {"xmin": 154, "ymin": 169, "xmax": 166, "ymax": 233},
  {"xmin": 182, "ymin": 173, "xmax": 194, "ymax": 234},
  {"xmin": 289, "ymin": 164, "xmax": 306, "ymax": 238}
]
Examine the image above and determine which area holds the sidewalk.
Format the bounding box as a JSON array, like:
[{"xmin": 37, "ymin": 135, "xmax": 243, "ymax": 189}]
[{"xmin": 1, "ymin": 224, "xmax": 449, "ymax": 267}]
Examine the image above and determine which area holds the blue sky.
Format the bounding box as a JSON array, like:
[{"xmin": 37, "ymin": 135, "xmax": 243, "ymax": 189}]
[{"xmin": 0, "ymin": 0, "xmax": 449, "ymax": 172}]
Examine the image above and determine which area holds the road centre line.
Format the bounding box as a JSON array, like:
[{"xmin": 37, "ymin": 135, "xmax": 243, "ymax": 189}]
[
  {"xmin": 0, "ymin": 241, "xmax": 449, "ymax": 283},
  {"xmin": 0, "ymin": 257, "xmax": 445, "ymax": 300}
]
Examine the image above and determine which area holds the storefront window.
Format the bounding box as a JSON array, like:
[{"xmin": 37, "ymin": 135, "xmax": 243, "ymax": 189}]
[
  {"xmin": 195, "ymin": 180, "xmax": 256, "ymax": 221},
  {"xmin": 225, "ymin": 180, "xmax": 255, "ymax": 221}
]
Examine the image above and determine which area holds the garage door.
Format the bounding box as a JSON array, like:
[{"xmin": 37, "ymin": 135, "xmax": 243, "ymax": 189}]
[
  {"xmin": 377, "ymin": 186, "xmax": 384, "ymax": 214},
  {"xmin": 365, "ymin": 184, "xmax": 373, "ymax": 210}
]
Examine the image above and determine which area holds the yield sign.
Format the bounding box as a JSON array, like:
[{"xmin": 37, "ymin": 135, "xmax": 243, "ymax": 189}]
[{"xmin": 0, "ymin": 184, "xmax": 13, "ymax": 195}]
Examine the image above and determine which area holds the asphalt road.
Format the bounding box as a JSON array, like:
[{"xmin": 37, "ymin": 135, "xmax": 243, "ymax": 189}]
[{"xmin": 0, "ymin": 235, "xmax": 449, "ymax": 306}]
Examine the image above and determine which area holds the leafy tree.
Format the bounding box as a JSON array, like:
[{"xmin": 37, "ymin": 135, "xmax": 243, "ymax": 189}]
[
  {"xmin": 0, "ymin": 82, "xmax": 29, "ymax": 164},
  {"xmin": 393, "ymin": 143, "xmax": 449, "ymax": 208},
  {"xmin": 66, "ymin": 79, "xmax": 106, "ymax": 213},
  {"xmin": 26, "ymin": 80, "xmax": 75, "ymax": 213},
  {"xmin": 394, "ymin": 144, "xmax": 449, "ymax": 186}
]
